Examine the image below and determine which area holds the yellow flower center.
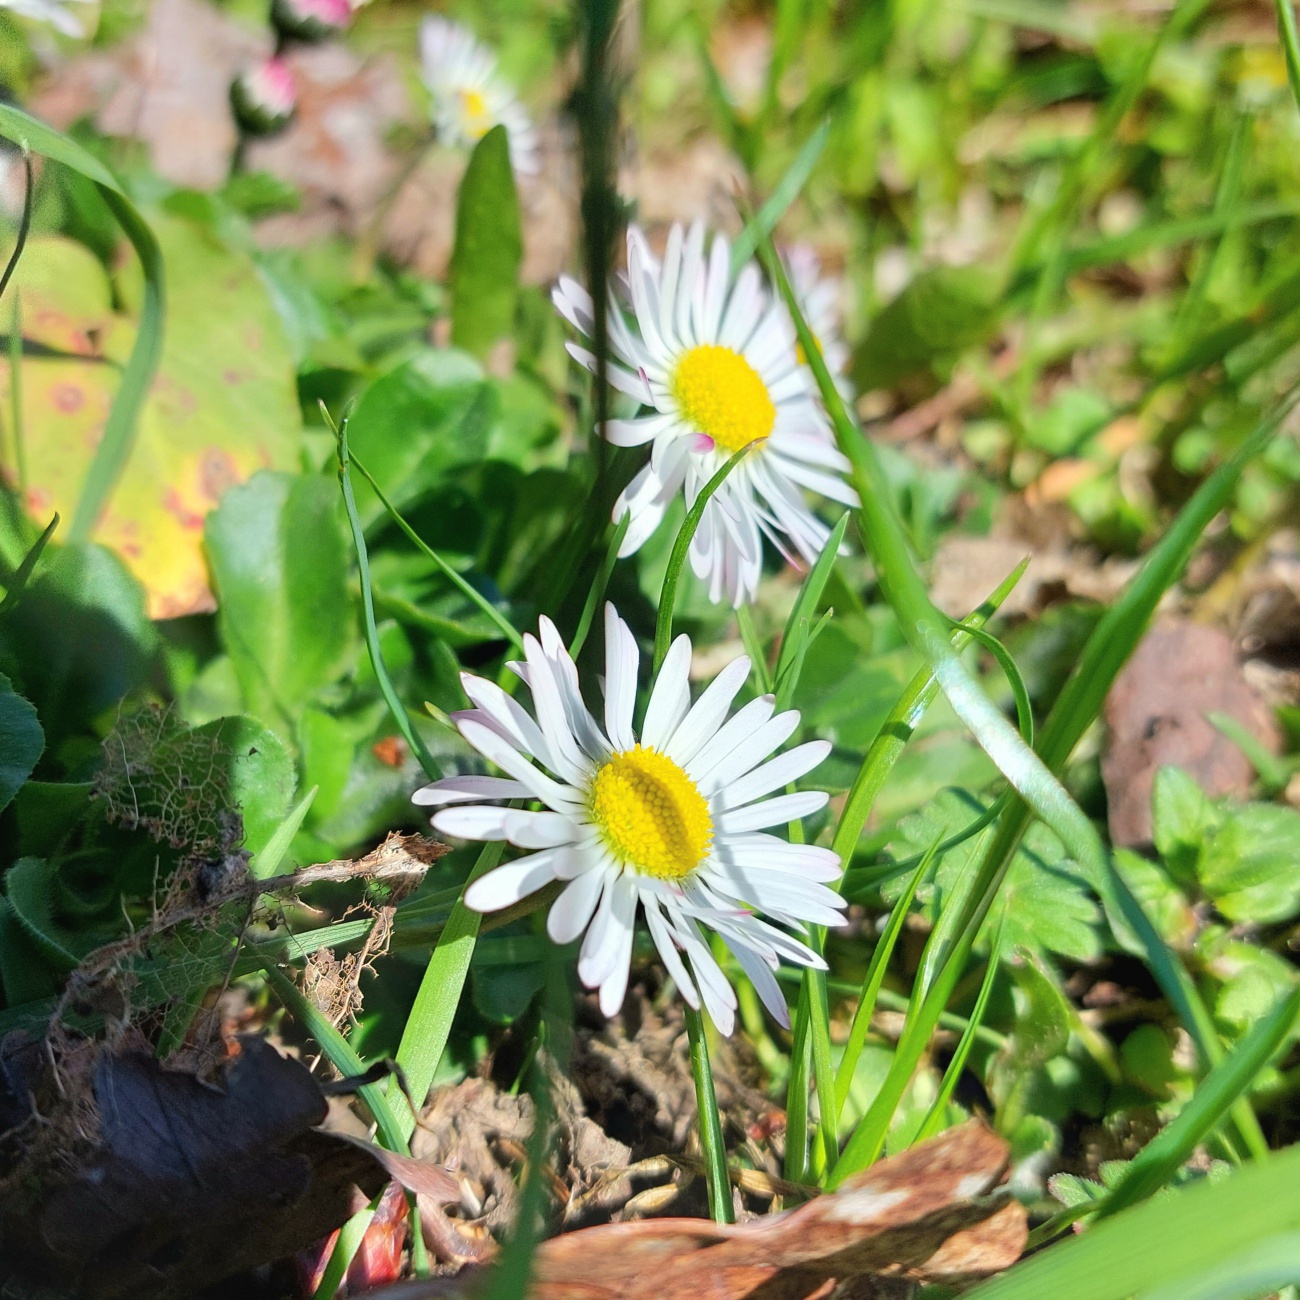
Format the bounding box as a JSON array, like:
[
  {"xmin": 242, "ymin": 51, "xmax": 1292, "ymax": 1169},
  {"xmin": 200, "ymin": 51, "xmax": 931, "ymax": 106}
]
[
  {"xmin": 670, "ymin": 344, "xmax": 776, "ymax": 453},
  {"xmin": 589, "ymin": 745, "xmax": 713, "ymax": 881},
  {"xmin": 458, "ymin": 87, "xmax": 491, "ymax": 137}
]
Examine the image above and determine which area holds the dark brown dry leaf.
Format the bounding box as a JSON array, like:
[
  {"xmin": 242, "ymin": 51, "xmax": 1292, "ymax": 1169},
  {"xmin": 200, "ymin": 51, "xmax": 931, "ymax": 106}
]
[
  {"xmin": 1102, "ymin": 617, "xmax": 1281, "ymax": 846},
  {"xmin": 0, "ymin": 1033, "xmax": 434, "ymax": 1299}
]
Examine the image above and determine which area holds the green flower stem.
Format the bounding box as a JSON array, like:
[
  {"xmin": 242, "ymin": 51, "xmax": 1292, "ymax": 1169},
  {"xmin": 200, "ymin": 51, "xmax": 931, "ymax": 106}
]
[
  {"xmin": 348, "ymin": 451, "xmax": 525, "ymax": 653},
  {"xmin": 569, "ymin": 512, "xmax": 630, "ymax": 659},
  {"xmin": 685, "ymin": 1003, "xmax": 734, "ymax": 1223},
  {"xmin": 653, "ymin": 442, "xmax": 758, "ymax": 673},
  {"xmin": 334, "ymin": 412, "xmax": 441, "ymax": 783}
]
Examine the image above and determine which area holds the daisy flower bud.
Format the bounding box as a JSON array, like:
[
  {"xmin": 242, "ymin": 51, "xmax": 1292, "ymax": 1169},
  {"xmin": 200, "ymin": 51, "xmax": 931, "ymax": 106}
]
[
  {"xmin": 271, "ymin": 0, "xmax": 349, "ymax": 42},
  {"xmin": 230, "ymin": 58, "xmax": 297, "ymax": 137},
  {"xmin": 414, "ymin": 605, "xmax": 847, "ymax": 1035}
]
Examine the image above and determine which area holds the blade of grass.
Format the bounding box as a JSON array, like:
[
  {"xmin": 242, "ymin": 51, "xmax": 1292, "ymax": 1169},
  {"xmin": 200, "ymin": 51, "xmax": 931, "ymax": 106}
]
[
  {"xmin": 0, "ymin": 107, "xmax": 167, "ymax": 546},
  {"xmin": 0, "ymin": 150, "xmax": 33, "ymax": 302},
  {"xmin": 389, "ymin": 839, "xmax": 505, "ymax": 1137},
  {"xmin": 685, "ymin": 1003, "xmax": 734, "ymax": 1223},
  {"xmin": 730, "ymin": 119, "xmax": 831, "ymax": 272},
  {"xmin": 1097, "ymin": 980, "xmax": 1300, "ymax": 1219},
  {"xmin": 1277, "ymin": 0, "xmax": 1300, "ymax": 116},
  {"xmin": 249, "ymin": 786, "xmax": 318, "ymax": 880},
  {"xmin": 0, "ymin": 510, "xmax": 57, "ymax": 616},
  {"xmin": 333, "ymin": 408, "xmax": 441, "ymax": 783},
  {"xmin": 653, "ymin": 441, "xmax": 758, "ymax": 673},
  {"xmin": 773, "ymin": 512, "xmax": 848, "ymax": 699},
  {"xmin": 569, "ymin": 512, "xmax": 629, "ymax": 658},
  {"xmin": 915, "ymin": 918, "xmax": 1006, "ymax": 1144},
  {"xmin": 349, "ymin": 450, "xmax": 525, "ymax": 653},
  {"xmin": 842, "ymin": 406, "xmax": 1289, "ymax": 1183},
  {"xmin": 8, "ymin": 294, "xmax": 25, "ymax": 499},
  {"xmin": 833, "ymin": 846, "xmax": 933, "ymax": 1114}
]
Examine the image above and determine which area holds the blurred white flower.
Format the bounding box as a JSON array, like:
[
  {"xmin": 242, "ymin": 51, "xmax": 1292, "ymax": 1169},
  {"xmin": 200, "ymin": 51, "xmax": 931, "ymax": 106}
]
[
  {"xmin": 414, "ymin": 605, "xmax": 846, "ymax": 1034},
  {"xmin": 785, "ymin": 244, "xmax": 854, "ymax": 402},
  {"xmin": 419, "ymin": 15, "xmax": 539, "ymax": 176},
  {"xmin": 553, "ymin": 222, "xmax": 858, "ymax": 606},
  {"xmin": 0, "ymin": 0, "xmax": 94, "ymax": 37}
]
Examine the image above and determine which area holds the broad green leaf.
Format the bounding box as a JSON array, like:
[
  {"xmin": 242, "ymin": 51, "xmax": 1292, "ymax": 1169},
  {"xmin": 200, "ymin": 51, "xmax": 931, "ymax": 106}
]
[
  {"xmin": 450, "ymin": 126, "xmax": 522, "ymax": 359},
  {"xmin": 192, "ymin": 715, "xmax": 295, "ymax": 858},
  {"xmin": 345, "ymin": 350, "xmax": 494, "ymax": 524},
  {"xmin": 4, "ymin": 856, "xmax": 103, "ymax": 970},
  {"xmin": 852, "ymin": 265, "xmax": 1002, "ymax": 390},
  {"xmin": 882, "ymin": 789, "xmax": 1104, "ymax": 963},
  {"xmin": 205, "ymin": 470, "xmax": 353, "ymax": 736},
  {"xmin": 0, "ymin": 220, "xmax": 301, "ymax": 618},
  {"xmin": 0, "ymin": 671, "xmax": 42, "ymax": 813},
  {"xmin": 0, "ymin": 896, "xmax": 58, "ymax": 1005},
  {"xmin": 0, "ymin": 543, "xmax": 156, "ymax": 746}
]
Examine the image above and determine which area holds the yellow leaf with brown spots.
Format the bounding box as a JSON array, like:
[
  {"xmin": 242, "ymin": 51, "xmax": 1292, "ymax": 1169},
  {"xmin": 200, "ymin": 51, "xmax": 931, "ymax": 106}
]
[{"xmin": 0, "ymin": 218, "xmax": 302, "ymax": 619}]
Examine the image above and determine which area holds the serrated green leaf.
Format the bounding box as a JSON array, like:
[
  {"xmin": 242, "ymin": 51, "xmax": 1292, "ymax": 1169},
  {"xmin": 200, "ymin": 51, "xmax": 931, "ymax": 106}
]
[
  {"xmin": 882, "ymin": 788, "xmax": 1104, "ymax": 962},
  {"xmin": 1152, "ymin": 765, "xmax": 1215, "ymax": 885},
  {"xmin": 4, "ymin": 857, "xmax": 100, "ymax": 970},
  {"xmin": 450, "ymin": 126, "xmax": 522, "ymax": 359},
  {"xmin": 192, "ymin": 715, "xmax": 295, "ymax": 858},
  {"xmin": 1199, "ymin": 803, "xmax": 1300, "ymax": 924}
]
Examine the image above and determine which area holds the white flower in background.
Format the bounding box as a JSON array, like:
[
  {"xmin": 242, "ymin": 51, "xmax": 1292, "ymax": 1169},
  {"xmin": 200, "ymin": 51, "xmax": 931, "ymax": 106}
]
[
  {"xmin": 0, "ymin": 0, "xmax": 93, "ymax": 37},
  {"xmin": 553, "ymin": 222, "xmax": 859, "ymax": 607},
  {"xmin": 419, "ymin": 15, "xmax": 540, "ymax": 176},
  {"xmin": 414, "ymin": 606, "xmax": 846, "ymax": 1034},
  {"xmin": 785, "ymin": 244, "xmax": 854, "ymax": 400}
]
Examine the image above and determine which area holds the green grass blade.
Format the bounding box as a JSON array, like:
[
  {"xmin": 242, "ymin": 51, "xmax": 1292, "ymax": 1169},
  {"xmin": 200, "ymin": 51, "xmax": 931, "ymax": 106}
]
[
  {"xmin": 569, "ymin": 512, "xmax": 629, "ymax": 658},
  {"xmin": 0, "ymin": 511, "xmax": 58, "ymax": 615},
  {"xmin": 1277, "ymin": 0, "xmax": 1300, "ymax": 117},
  {"xmin": 915, "ymin": 920, "xmax": 1006, "ymax": 1144},
  {"xmin": 685, "ymin": 1004, "xmax": 734, "ymax": 1223},
  {"xmin": 773, "ymin": 512, "xmax": 848, "ymax": 701},
  {"xmin": 349, "ymin": 449, "xmax": 525, "ymax": 653},
  {"xmin": 0, "ymin": 151, "xmax": 33, "ymax": 303},
  {"xmin": 390, "ymin": 840, "xmax": 505, "ymax": 1137},
  {"xmin": 965, "ymin": 1143, "xmax": 1300, "ymax": 1300},
  {"xmin": 833, "ymin": 846, "xmax": 931, "ymax": 1114},
  {"xmin": 653, "ymin": 442, "xmax": 757, "ymax": 674},
  {"xmin": 730, "ymin": 119, "xmax": 831, "ymax": 272},
  {"xmin": 334, "ymin": 412, "xmax": 441, "ymax": 783},
  {"xmin": 249, "ymin": 786, "xmax": 318, "ymax": 880},
  {"xmin": 1097, "ymin": 981, "xmax": 1300, "ymax": 1220},
  {"xmin": 7, "ymin": 294, "xmax": 23, "ymax": 498},
  {"xmin": 0, "ymin": 106, "xmax": 168, "ymax": 546}
]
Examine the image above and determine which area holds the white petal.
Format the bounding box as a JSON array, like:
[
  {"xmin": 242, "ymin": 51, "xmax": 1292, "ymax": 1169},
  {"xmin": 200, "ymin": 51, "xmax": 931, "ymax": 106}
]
[
  {"xmin": 696, "ymin": 710, "xmax": 801, "ymax": 795},
  {"xmin": 644, "ymin": 896, "xmax": 700, "ymax": 1010},
  {"xmin": 522, "ymin": 631, "xmax": 591, "ymax": 785},
  {"xmin": 684, "ymin": 696, "xmax": 775, "ymax": 786},
  {"xmin": 463, "ymin": 851, "xmax": 562, "ymax": 913},
  {"xmin": 459, "ymin": 673, "xmax": 557, "ymax": 772},
  {"xmin": 714, "ymin": 740, "xmax": 831, "ymax": 811},
  {"xmin": 664, "ymin": 654, "xmax": 752, "ymax": 768},
  {"xmin": 578, "ymin": 873, "xmax": 637, "ymax": 990},
  {"xmin": 714, "ymin": 833, "xmax": 843, "ymax": 882},
  {"xmin": 456, "ymin": 719, "xmax": 581, "ymax": 814},
  {"xmin": 547, "ymin": 866, "xmax": 608, "ymax": 944},
  {"xmin": 716, "ymin": 790, "xmax": 828, "ymax": 833},
  {"xmin": 728, "ymin": 937, "xmax": 790, "ymax": 1030},
  {"xmin": 598, "ymin": 890, "xmax": 637, "ymax": 1016},
  {"xmin": 642, "ymin": 633, "xmax": 693, "ymax": 750},
  {"xmin": 412, "ymin": 775, "xmax": 529, "ymax": 806},
  {"xmin": 602, "ymin": 603, "xmax": 639, "ymax": 753}
]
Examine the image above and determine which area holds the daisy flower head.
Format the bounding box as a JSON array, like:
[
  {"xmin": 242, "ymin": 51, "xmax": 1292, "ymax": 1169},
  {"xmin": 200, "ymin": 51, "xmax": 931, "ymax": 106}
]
[
  {"xmin": 419, "ymin": 15, "xmax": 540, "ymax": 176},
  {"xmin": 785, "ymin": 244, "xmax": 854, "ymax": 401},
  {"xmin": 552, "ymin": 222, "xmax": 859, "ymax": 607},
  {"xmin": 414, "ymin": 605, "xmax": 847, "ymax": 1035}
]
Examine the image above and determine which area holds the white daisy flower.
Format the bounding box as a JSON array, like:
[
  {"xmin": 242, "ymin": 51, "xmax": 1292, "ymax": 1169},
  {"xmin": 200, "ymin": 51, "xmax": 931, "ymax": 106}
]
[
  {"xmin": 0, "ymin": 0, "xmax": 93, "ymax": 37},
  {"xmin": 413, "ymin": 605, "xmax": 847, "ymax": 1035},
  {"xmin": 419, "ymin": 15, "xmax": 540, "ymax": 177},
  {"xmin": 785, "ymin": 244, "xmax": 854, "ymax": 400},
  {"xmin": 553, "ymin": 221, "xmax": 859, "ymax": 607}
]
